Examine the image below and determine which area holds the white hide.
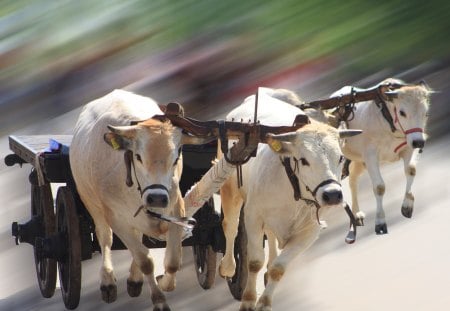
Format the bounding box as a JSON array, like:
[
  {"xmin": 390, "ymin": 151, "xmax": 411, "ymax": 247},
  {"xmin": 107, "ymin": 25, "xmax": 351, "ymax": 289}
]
[
  {"xmin": 331, "ymin": 79, "xmax": 431, "ymax": 233},
  {"xmin": 70, "ymin": 90, "xmax": 184, "ymax": 310},
  {"xmin": 219, "ymin": 91, "xmax": 347, "ymax": 311}
]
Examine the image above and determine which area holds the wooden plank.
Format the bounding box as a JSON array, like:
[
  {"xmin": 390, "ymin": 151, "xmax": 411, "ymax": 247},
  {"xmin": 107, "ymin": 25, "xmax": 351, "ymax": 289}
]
[{"xmin": 8, "ymin": 135, "xmax": 73, "ymax": 165}]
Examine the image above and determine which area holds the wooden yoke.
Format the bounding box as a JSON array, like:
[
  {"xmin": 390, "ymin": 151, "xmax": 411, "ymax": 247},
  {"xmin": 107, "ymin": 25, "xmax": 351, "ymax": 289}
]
[
  {"xmin": 299, "ymin": 81, "xmax": 406, "ymax": 110},
  {"xmin": 152, "ymin": 103, "xmax": 310, "ymax": 165}
]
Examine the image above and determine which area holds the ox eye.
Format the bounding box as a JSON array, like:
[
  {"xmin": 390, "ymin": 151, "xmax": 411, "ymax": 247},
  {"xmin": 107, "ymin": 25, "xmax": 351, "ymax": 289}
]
[
  {"xmin": 135, "ymin": 154, "xmax": 142, "ymax": 163},
  {"xmin": 399, "ymin": 110, "xmax": 406, "ymax": 117},
  {"xmin": 339, "ymin": 155, "xmax": 345, "ymax": 164},
  {"xmin": 300, "ymin": 157, "xmax": 309, "ymax": 166}
]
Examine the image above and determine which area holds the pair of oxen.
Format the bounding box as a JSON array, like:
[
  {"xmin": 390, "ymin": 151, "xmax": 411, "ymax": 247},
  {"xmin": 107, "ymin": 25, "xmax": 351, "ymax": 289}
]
[{"xmin": 70, "ymin": 78, "xmax": 432, "ymax": 311}]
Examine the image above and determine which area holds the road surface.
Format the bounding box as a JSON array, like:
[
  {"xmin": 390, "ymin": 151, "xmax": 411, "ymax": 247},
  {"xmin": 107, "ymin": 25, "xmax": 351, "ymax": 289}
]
[{"xmin": 1, "ymin": 107, "xmax": 449, "ymax": 311}]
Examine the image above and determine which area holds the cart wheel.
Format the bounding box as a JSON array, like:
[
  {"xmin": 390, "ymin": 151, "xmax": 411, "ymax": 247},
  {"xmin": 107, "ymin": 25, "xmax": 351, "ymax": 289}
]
[
  {"xmin": 31, "ymin": 182, "xmax": 57, "ymax": 298},
  {"xmin": 56, "ymin": 187, "xmax": 81, "ymax": 310},
  {"xmin": 192, "ymin": 198, "xmax": 217, "ymax": 289},
  {"xmin": 193, "ymin": 244, "xmax": 217, "ymax": 289},
  {"xmin": 226, "ymin": 207, "xmax": 248, "ymax": 301}
]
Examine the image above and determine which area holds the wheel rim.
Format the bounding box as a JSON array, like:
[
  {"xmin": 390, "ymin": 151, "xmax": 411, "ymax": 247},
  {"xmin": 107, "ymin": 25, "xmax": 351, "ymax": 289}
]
[
  {"xmin": 31, "ymin": 182, "xmax": 57, "ymax": 298},
  {"xmin": 56, "ymin": 187, "xmax": 81, "ymax": 310},
  {"xmin": 192, "ymin": 198, "xmax": 217, "ymax": 289}
]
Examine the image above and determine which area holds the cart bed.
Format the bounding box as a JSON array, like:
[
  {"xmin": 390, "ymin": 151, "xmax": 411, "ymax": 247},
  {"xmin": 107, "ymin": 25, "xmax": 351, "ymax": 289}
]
[{"xmin": 8, "ymin": 135, "xmax": 72, "ymax": 165}]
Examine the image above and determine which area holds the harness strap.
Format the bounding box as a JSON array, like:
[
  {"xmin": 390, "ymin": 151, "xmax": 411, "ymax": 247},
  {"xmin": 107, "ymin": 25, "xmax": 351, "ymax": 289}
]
[
  {"xmin": 281, "ymin": 157, "xmax": 301, "ymax": 201},
  {"xmin": 375, "ymin": 97, "xmax": 397, "ymax": 133}
]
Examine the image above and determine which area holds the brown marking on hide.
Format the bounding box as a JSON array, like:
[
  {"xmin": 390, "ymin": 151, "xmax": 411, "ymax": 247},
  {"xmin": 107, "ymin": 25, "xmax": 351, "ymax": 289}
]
[
  {"xmin": 248, "ymin": 260, "xmax": 263, "ymax": 273},
  {"xmin": 408, "ymin": 166, "xmax": 416, "ymax": 176},
  {"xmin": 159, "ymin": 221, "xmax": 169, "ymax": 235},
  {"xmin": 242, "ymin": 290, "xmax": 257, "ymax": 302},
  {"xmin": 376, "ymin": 184, "xmax": 385, "ymax": 196},
  {"xmin": 166, "ymin": 265, "xmax": 179, "ymax": 274},
  {"xmin": 269, "ymin": 264, "xmax": 285, "ymax": 282},
  {"xmin": 139, "ymin": 259, "xmax": 154, "ymax": 275},
  {"xmin": 259, "ymin": 295, "xmax": 272, "ymax": 307},
  {"xmin": 406, "ymin": 192, "xmax": 414, "ymax": 201}
]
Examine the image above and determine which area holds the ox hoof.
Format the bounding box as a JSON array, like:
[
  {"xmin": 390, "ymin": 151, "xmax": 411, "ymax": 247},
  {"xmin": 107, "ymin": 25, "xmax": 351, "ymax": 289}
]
[
  {"xmin": 375, "ymin": 223, "xmax": 388, "ymax": 235},
  {"xmin": 345, "ymin": 230, "xmax": 356, "ymax": 244},
  {"xmin": 153, "ymin": 303, "xmax": 171, "ymax": 311},
  {"xmin": 355, "ymin": 217, "xmax": 364, "ymax": 226},
  {"xmin": 256, "ymin": 305, "xmax": 272, "ymax": 311},
  {"xmin": 401, "ymin": 205, "xmax": 414, "ymax": 218},
  {"xmin": 355, "ymin": 211, "xmax": 365, "ymax": 226},
  {"xmin": 127, "ymin": 280, "xmax": 143, "ymax": 297},
  {"xmin": 100, "ymin": 284, "xmax": 117, "ymax": 303}
]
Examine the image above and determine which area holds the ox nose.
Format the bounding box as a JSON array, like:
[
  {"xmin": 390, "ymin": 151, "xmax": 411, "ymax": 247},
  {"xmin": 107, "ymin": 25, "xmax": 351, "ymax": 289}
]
[
  {"xmin": 322, "ymin": 189, "xmax": 343, "ymax": 205},
  {"xmin": 412, "ymin": 139, "xmax": 425, "ymax": 149},
  {"xmin": 146, "ymin": 193, "xmax": 169, "ymax": 208}
]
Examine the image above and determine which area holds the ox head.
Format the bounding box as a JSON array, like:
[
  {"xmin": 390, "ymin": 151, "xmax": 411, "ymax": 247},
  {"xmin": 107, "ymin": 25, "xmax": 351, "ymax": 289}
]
[
  {"xmin": 383, "ymin": 80, "xmax": 432, "ymax": 150},
  {"xmin": 266, "ymin": 123, "xmax": 361, "ymax": 210},
  {"xmin": 104, "ymin": 118, "xmax": 211, "ymax": 212}
]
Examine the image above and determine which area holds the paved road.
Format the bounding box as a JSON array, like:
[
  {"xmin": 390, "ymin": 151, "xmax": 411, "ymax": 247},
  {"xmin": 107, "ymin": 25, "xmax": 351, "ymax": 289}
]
[{"xmin": 0, "ymin": 107, "xmax": 449, "ymax": 311}]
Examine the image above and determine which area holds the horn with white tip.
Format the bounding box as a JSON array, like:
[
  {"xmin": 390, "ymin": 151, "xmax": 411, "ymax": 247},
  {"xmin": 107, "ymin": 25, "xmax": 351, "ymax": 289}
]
[{"xmin": 338, "ymin": 129, "xmax": 362, "ymax": 138}]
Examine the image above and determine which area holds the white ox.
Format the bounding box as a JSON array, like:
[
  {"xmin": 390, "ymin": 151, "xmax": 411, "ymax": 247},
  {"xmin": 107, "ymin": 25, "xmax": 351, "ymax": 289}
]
[
  {"xmin": 330, "ymin": 78, "xmax": 432, "ymax": 234},
  {"xmin": 218, "ymin": 90, "xmax": 360, "ymax": 311},
  {"xmin": 70, "ymin": 90, "xmax": 207, "ymax": 311}
]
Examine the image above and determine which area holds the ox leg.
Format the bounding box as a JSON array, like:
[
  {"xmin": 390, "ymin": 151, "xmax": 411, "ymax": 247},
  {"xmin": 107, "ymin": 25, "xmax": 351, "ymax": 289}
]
[
  {"xmin": 127, "ymin": 258, "xmax": 144, "ymax": 297},
  {"xmin": 94, "ymin": 217, "xmax": 117, "ymax": 303},
  {"xmin": 219, "ymin": 177, "xmax": 244, "ymax": 278},
  {"xmin": 240, "ymin": 213, "xmax": 265, "ymax": 311},
  {"xmin": 264, "ymin": 230, "xmax": 278, "ymax": 286},
  {"xmin": 348, "ymin": 161, "xmax": 366, "ymax": 226},
  {"xmin": 111, "ymin": 221, "xmax": 170, "ymax": 311},
  {"xmin": 157, "ymin": 221, "xmax": 183, "ymax": 292},
  {"xmin": 401, "ymin": 149, "xmax": 418, "ymax": 218},
  {"xmin": 365, "ymin": 152, "xmax": 388, "ymax": 234},
  {"xmin": 257, "ymin": 230, "xmax": 319, "ymax": 311}
]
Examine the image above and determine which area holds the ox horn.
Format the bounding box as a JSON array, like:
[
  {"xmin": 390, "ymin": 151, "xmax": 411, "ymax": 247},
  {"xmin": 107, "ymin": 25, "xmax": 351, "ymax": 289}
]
[
  {"xmin": 338, "ymin": 129, "xmax": 362, "ymax": 138},
  {"xmin": 384, "ymin": 90, "xmax": 399, "ymax": 100},
  {"xmin": 266, "ymin": 132, "xmax": 298, "ymax": 142}
]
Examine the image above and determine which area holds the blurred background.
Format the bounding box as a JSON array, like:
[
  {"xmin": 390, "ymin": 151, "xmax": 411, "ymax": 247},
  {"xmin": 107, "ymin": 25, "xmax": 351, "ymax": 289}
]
[
  {"xmin": 1, "ymin": 0, "xmax": 449, "ymax": 136},
  {"xmin": 1, "ymin": 1, "xmax": 450, "ymax": 310}
]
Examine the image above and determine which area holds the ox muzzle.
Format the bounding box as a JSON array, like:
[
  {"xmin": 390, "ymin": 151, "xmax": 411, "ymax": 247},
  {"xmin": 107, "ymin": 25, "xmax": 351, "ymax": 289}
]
[
  {"xmin": 309, "ymin": 179, "xmax": 343, "ymax": 207},
  {"xmin": 142, "ymin": 184, "xmax": 169, "ymax": 208}
]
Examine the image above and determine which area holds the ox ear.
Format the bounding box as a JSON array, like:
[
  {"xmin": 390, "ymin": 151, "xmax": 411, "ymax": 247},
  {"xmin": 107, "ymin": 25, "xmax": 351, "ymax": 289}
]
[
  {"xmin": 265, "ymin": 132, "xmax": 297, "ymax": 154},
  {"xmin": 104, "ymin": 125, "xmax": 137, "ymax": 150},
  {"xmin": 338, "ymin": 129, "xmax": 362, "ymax": 138},
  {"xmin": 181, "ymin": 133, "xmax": 216, "ymax": 145}
]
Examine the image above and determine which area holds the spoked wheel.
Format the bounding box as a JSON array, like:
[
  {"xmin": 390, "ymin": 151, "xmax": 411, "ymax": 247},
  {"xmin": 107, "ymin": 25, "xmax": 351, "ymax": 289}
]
[
  {"xmin": 192, "ymin": 198, "xmax": 217, "ymax": 289},
  {"xmin": 226, "ymin": 207, "xmax": 248, "ymax": 301},
  {"xmin": 31, "ymin": 181, "xmax": 57, "ymax": 298},
  {"xmin": 56, "ymin": 187, "xmax": 81, "ymax": 310}
]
